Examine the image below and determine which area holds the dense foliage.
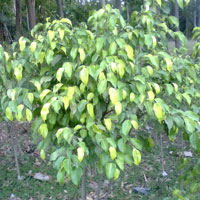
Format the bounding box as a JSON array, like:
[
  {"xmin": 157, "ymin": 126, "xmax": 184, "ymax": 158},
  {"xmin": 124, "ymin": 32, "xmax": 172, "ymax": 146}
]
[{"xmin": 0, "ymin": 0, "xmax": 200, "ymax": 199}]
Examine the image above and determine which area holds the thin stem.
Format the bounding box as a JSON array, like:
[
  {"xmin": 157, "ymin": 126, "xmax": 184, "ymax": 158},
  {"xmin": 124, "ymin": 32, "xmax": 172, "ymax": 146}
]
[
  {"xmin": 7, "ymin": 122, "xmax": 22, "ymax": 180},
  {"xmin": 81, "ymin": 167, "xmax": 87, "ymax": 200},
  {"xmin": 96, "ymin": 176, "xmax": 102, "ymax": 200},
  {"xmin": 180, "ymin": 135, "xmax": 184, "ymax": 191},
  {"xmin": 160, "ymin": 134, "xmax": 165, "ymax": 173}
]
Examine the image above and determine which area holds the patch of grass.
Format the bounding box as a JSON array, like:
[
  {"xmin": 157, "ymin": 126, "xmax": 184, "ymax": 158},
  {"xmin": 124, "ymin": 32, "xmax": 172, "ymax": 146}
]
[{"xmin": 0, "ymin": 133, "xmax": 199, "ymax": 200}]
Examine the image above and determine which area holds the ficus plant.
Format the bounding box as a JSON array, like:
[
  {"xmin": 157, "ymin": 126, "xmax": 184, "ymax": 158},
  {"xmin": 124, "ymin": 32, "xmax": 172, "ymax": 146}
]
[{"xmin": 0, "ymin": 0, "xmax": 200, "ymax": 199}]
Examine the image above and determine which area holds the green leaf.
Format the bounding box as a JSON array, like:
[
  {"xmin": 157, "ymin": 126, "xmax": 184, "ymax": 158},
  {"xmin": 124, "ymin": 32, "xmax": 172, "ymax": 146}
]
[
  {"xmin": 96, "ymin": 37, "xmax": 104, "ymax": 53},
  {"xmin": 109, "ymin": 88, "xmax": 118, "ymax": 105},
  {"xmin": 80, "ymin": 67, "xmax": 89, "ymax": 86},
  {"xmin": 165, "ymin": 58, "xmax": 173, "ymax": 72},
  {"xmin": 184, "ymin": 111, "xmax": 199, "ymax": 121},
  {"xmin": 78, "ymin": 100, "xmax": 87, "ymax": 113},
  {"xmin": 116, "ymin": 158, "xmax": 124, "ymax": 171},
  {"xmin": 19, "ymin": 37, "xmax": 26, "ymax": 52},
  {"xmin": 63, "ymin": 62, "xmax": 73, "ymax": 78},
  {"xmin": 41, "ymin": 103, "xmax": 51, "ymax": 121},
  {"xmin": 177, "ymin": 0, "xmax": 183, "ymax": 9},
  {"xmin": 62, "ymin": 96, "xmax": 69, "ymax": 110},
  {"xmin": 15, "ymin": 104, "xmax": 24, "ymax": 122},
  {"xmin": 156, "ymin": 0, "xmax": 162, "ymax": 7},
  {"xmin": 28, "ymin": 93, "xmax": 34, "ymax": 105},
  {"xmin": 190, "ymin": 133, "xmax": 200, "ymax": 150},
  {"xmin": 166, "ymin": 84, "xmax": 174, "ymax": 96},
  {"xmin": 67, "ymin": 87, "xmax": 75, "ymax": 100},
  {"xmin": 132, "ymin": 148, "xmax": 141, "ymax": 166},
  {"xmin": 63, "ymin": 127, "xmax": 72, "ymax": 141},
  {"xmin": 168, "ymin": 16, "xmax": 179, "ymax": 27},
  {"xmin": 40, "ymin": 149, "xmax": 46, "ymax": 160},
  {"xmin": 48, "ymin": 30, "xmax": 55, "ymax": 41},
  {"xmin": 87, "ymin": 104, "xmax": 95, "ymax": 119},
  {"xmin": 184, "ymin": 117, "xmax": 195, "ymax": 133},
  {"xmin": 45, "ymin": 50, "xmax": 54, "ymax": 65},
  {"xmin": 131, "ymin": 120, "xmax": 138, "ymax": 130},
  {"xmin": 118, "ymin": 63, "xmax": 125, "ymax": 78},
  {"xmin": 122, "ymin": 120, "xmax": 132, "ymax": 136},
  {"xmin": 105, "ymin": 163, "xmax": 116, "ymax": 179},
  {"xmin": 79, "ymin": 48, "xmax": 85, "ymax": 63},
  {"xmin": 39, "ymin": 123, "xmax": 48, "ymax": 139},
  {"xmin": 109, "ymin": 42, "xmax": 117, "ymax": 55},
  {"xmin": 106, "ymin": 137, "xmax": 117, "ymax": 148},
  {"xmin": 109, "ymin": 147, "xmax": 117, "ymax": 160},
  {"xmin": 59, "ymin": 18, "xmax": 72, "ymax": 26},
  {"xmin": 134, "ymin": 75, "xmax": 145, "ymax": 85},
  {"xmin": 71, "ymin": 168, "xmax": 82, "ymax": 186},
  {"xmin": 30, "ymin": 41, "xmax": 37, "ymax": 52},
  {"xmin": 104, "ymin": 118, "xmax": 112, "ymax": 132},
  {"xmin": 40, "ymin": 89, "xmax": 51, "ymax": 102},
  {"xmin": 153, "ymin": 83, "xmax": 160, "ymax": 94},
  {"xmin": 58, "ymin": 29, "xmax": 64, "ymax": 40},
  {"xmin": 6, "ymin": 107, "xmax": 13, "ymax": 121},
  {"xmin": 131, "ymin": 138, "xmax": 143, "ymax": 151},
  {"xmin": 182, "ymin": 93, "xmax": 191, "ymax": 105},
  {"xmin": 26, "ymin": 108, "xmax": 32, "ymax": 122},
  {"xmin": 63, "ymin": 159, "xmax": 72, "ymax": 176},
  {"xmin": 70, "ymin": 47, "xmax": 78, "ymax": 60},
  {"xmin": 57, "ymin": 169, "xmax": 65, "ymax": 184},
  {"xmin": 148, "ymin": 91, "xmax": 155, "ymax": 101},
  {"xmin": 14, "ymin": 64, "xmax": 23, "ymax": 82},
  {"xmin": 97, "ymin": 79, "xmax": 107, "ymax": 94},
  {"xmin": 153, "ymin": 103, "xmax": 165, "ymax": 122},
  {"xmin": 52, "ymin": 101, "xmax": 61, "ymax": 113},
  {"xmin": 114, "ymin": 169, "xmax": 120, "ymax": 180},
  {"xmin": 144, "ymin": 34, "xmax": 153, "ymax": 49},
  {"xmin": 117, "ymin": 139, "xmax": 126, "ymax": 153},
  {"xmin": 115, "ymin": 102, "xmax": 122, "ymax": 116},
  {"xmin": 56, "ymin": 68, "xmax": 64, "ymax": 82},
  {"xmin": 125, "ymin": 45, "xmax": 134, "ymax": 60}
]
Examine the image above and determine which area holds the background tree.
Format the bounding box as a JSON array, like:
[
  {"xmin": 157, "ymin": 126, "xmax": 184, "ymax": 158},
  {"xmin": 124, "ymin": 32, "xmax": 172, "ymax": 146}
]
[
  {"xmin": 15, "ymin": 0, "xmax": 22, "ymax": 38},
  {"xmin": 26, "ymin": 0, "xmax": 36, "ymax": 30}
]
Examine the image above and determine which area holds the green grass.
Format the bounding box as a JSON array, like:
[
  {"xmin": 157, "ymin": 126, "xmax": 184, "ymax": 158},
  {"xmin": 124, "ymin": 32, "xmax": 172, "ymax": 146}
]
[{"xmin": 0, "ymin": 139, "xmax": 183, "ymax": 200}]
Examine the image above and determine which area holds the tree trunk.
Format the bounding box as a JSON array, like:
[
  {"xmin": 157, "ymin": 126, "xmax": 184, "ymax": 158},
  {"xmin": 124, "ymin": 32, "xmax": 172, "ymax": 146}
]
[
  {"xmin": 174, "ymin": 0, "xmax": 181, "ymax": 48},
  {"xmin": 194, "ymin": 0, "xmax": 197, "ymax": 27},
  {"xmin": 101, "ymin": 0, "xmax": 106, "ymax": 7},
  {"xmin": 56, "ymin": 0, "xmax": 64, "ymax": 18},
  {"xmin": 197, "ymin": 0, "xmax": 200, "ymax": 26},
  {"xmin": 16, "ymin": 0, "xmax": 22, "ymax": 38},
  {"xmin": 125, "ymin": 0, "xmax": 130, "ymax": 23},
  {"xmin": 26, "ymin": 0, "xmax": 36, "ymax": 30},
  {"xmin": 0, "ymin": 23, "xmax": 4, "ymax": 42},
  {"xmin": 185, "ymin": 8, "xmax": 189, "ymax": 38},
  {"xmin": 81, "ymin": 168, "xmax": 87, "ymax": 200},
  {"xmin": 115, "ymin": 0, "xmax": 121, "ymax": 12}
]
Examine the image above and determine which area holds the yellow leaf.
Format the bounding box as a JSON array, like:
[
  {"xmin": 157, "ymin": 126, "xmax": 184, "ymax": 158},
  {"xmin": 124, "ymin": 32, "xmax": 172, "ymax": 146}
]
[
  {"xmin": 62, "ymin": 96, "xmax": 69, "ymax": 110},
  {"xmin": 148, "ymin": 90, "xmax": 155, "ymax": 101},
  {"xmin": 109, "ymin": 147, "xmax": 117, "ymax": 160},
  {"xmin": 80, "ymin": 67, "xmax": 89, "ymax": 86},
  {"xmin": 77, "ymin": 147, "xmax": 84, "ymax": 162},
  {"xmin": 115, "ymin": 102, "xmax": 122, "ymax": 115},
  {"xmin": 125, "ymin": 45, "xmax": 134, "ymax": 60},
  {"xmin": 104, "ymin": 118, "xmax": 112, "ymax": 131},
  {"xmin": 131, "ymin": 120, "xmax": 138, "ymax": 130},
  {"xmin": 109, "ymin": 88, "xmax": 118, "ymax": 105}
]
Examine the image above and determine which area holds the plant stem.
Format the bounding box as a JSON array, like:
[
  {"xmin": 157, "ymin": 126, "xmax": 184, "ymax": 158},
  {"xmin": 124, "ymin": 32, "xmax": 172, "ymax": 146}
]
[
  {"xmin": 7, "ymin": 122, "xmax": 22, "ymax": 180},
  {"xmin": 81, "ymin": 167, "xmax": 87, "ymax": 200},
  {"xmin": 180, "ymin": 135, "xmax": 184, "ymax": 191},
  {"xmin": 96, "ymin": 176, "xmax": 102, "ymax": 200},
  {"xmin": 160, "ymin": 134, "xmax": 165, "ymax": 173}
]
